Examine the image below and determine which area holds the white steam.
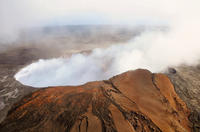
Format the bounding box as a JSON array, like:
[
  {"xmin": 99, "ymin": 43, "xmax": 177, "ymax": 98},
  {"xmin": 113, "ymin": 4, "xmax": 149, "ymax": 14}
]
[
  {"xmin": 15, "ymin": 29, "xmax": 200, "ymax": 87},
  {"xmin": 13, "ymin": 0, "xmax": 200, "ymax": 87}
]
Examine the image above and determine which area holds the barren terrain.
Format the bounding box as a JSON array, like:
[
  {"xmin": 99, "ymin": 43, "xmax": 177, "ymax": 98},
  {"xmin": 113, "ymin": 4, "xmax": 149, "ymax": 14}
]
[{"xmin": 0, "ymin": 26, "xmax": 199, "ymax": 131}]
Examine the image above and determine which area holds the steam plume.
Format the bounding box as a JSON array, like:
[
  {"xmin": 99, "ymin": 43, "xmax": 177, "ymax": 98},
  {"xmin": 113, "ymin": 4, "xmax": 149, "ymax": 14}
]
[{"xmin": 11, "ymin": 0, "xmax": 200, "ymax": 87}]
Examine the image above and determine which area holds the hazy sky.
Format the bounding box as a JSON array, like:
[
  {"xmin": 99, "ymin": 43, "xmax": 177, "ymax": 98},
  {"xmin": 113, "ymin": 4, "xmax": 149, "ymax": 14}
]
[
  {"xmin": 0, "ymin": 0, "xmax": 176, "ymax": 26},
  {"xmin": 0, "ymin": 0, "xmax": 187, "ymax": 41},
  {"xmin": 1, "ymin": 0, "xmax": 199, "ymax": 28}
]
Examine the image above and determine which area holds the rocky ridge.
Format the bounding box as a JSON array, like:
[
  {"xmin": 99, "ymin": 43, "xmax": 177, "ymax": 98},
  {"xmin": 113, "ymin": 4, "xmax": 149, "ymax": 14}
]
[{"xmin": 0, "ymin": 69, "xmax": 191, "ymax": 132}]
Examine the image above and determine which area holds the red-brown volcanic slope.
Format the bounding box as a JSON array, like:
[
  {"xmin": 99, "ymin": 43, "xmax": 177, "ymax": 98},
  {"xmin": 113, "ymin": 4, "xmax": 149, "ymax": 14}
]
[{"xmin": 0, "ymin": 69, "xmax": 191, "ymax": 132}]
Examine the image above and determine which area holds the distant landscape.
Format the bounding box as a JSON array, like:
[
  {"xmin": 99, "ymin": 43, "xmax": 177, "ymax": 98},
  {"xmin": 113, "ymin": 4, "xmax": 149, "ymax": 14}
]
[{"xmin": 0, "ymin": 0, "xmax": 200, "ymax": 131}]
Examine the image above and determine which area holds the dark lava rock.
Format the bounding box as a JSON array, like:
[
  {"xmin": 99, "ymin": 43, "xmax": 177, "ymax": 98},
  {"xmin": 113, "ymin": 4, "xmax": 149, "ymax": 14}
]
[{"xmin": 168, "ymin": 67, "xmax": 177, "ymax": 74}]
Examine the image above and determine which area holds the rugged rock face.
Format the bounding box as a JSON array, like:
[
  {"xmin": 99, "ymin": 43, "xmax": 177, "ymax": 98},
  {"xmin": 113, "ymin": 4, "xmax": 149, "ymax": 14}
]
[
  {"xmin": 0, "ymin": 47, "xmax": 41, "ymax": 123},
  {"xmin": 167, "ymin": 65, "xmax": 200, "ymax": 131},
  {"xmin": 167, "ymin": 65, "xmax": 200, "ymax": 112},
  {"xmin": 0, "ymin": 69, "xmax": 191, "ymax": 132}
]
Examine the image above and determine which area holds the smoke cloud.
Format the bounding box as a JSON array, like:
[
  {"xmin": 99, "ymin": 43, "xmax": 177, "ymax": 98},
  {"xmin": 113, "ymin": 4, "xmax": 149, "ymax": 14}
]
[{"xmin": 11, "ymin": 0, "xmax": 200, "ymax": 87}]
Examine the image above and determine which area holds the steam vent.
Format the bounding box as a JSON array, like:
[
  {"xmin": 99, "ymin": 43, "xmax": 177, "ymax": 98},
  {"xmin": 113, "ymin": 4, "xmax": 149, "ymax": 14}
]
[{"xmin": 0, "ymin": 69, "xmax": 196, "ymax": 132}]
